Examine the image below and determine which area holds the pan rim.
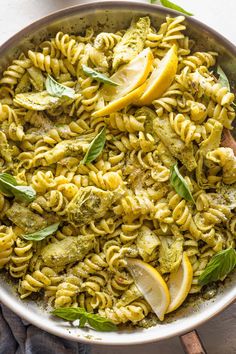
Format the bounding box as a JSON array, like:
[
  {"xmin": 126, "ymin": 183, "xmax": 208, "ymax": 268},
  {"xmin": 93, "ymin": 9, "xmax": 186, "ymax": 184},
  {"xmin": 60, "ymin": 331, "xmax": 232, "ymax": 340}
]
[{"xmin": 0, "ymin": 0, "xmax": 235, "ymax": 345}]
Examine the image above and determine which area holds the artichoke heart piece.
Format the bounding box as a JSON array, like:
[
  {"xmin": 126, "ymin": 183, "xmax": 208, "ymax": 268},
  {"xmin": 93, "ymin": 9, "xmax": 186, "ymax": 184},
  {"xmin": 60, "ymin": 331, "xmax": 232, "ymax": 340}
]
[
  {"xmin": 15, "ymin": 72, "xmax": 31, "ymax": 94},
  {"xmin": 117, "ymin": 284, "xmax": 142, "ymax": 307},
  {"xmin": 153, "ymin": 115, "xmax": 197, "ymax": 171},
  {"xmin": 13, "ymin": 90, "xmax": 71, "ymax": 111},
  {"xmin": 6, "ymin": 202, "xmax": 47, "ymax": 233},
  {"xmin": 37, "ymin": 133, "xmax": 96, "ymax": 165},
  {"xmin": 64, "ymin": 186, "xmax": 120, "ymax": 227},
  {"xmin": 112, "ymin": 16, "xmax": 150, "ymax": 70},
  {"xmin": 196, "ymin": 121, "xmax": 223, "ymax": 187},
  {"xmin": 27, "ymin": 66, "xmax": 45, "ymax": 92},
  {"xmin": 41, "ymin": 235, "xmax": 94, "ymax": 267},
  {"xmin": 136, "ymin": 226, "xmax": 160, "ymax": 262},
  {"xmin": 159, "ymin": 237, "xmax": 183, "ymax": 274}
]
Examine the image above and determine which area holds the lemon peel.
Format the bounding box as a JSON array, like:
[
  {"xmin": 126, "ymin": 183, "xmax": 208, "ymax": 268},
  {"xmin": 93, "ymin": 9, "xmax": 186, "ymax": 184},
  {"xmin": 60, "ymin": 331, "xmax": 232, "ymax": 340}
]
[
  {"xmin": 167, "ymin": 252, "xmax": 193, "ymax": 313},
  {"xmin": 136, "ymin": 44, "xmax": 178, "ymax": 105},
  {"xmin": 126, "ymin": 258, "xmax": 170, "ymax": 321},
  {"xmin": 101, "ymin": 47, "xmax": 153, "ymax": 102},
  {"xmin": 92, "ymin": 83, "xmax": 147, "ymax": 118}
]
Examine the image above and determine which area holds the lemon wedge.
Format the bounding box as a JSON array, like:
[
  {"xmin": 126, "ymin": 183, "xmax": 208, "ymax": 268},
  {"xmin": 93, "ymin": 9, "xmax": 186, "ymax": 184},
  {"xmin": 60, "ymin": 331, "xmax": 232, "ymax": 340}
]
[
  {"xmin": 126, "ymin": 258, "xmax": 170, "ymax": 321},
  {"xmin": 92, "ymin": 82, "xmax": 147, "ymax": 118},
  {"xmin": 100, "ymin": 48, "xmax": 153, "ymax": 102},
  {"xmin": 166, "ymin": 252, "xmax": 193, "ymax": 314},
  {"xmin": 136, "ymin": 45, "xmax": 178, "ymax": 106}
]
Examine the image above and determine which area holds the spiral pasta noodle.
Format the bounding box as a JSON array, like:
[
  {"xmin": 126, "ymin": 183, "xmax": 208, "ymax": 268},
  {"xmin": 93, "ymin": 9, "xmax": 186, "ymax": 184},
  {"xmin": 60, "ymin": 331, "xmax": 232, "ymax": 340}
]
[
  {"xmin": 94, "ymin": 32, "xmax": 121, "ymax": 51},
  {"xmin": 0, "ymin": 226, "xmax": 15, "ymax": 268},
  {"xmin": 9, "ymin": 238, "xmax": 33, "ymax": 278}
]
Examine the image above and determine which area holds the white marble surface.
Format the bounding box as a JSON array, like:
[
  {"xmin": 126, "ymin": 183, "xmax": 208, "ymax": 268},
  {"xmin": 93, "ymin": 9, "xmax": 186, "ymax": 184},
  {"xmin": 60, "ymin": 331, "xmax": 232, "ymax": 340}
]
[{"xmin": 0, "ymin": 0, "xmax": 236, "ymax": 353}]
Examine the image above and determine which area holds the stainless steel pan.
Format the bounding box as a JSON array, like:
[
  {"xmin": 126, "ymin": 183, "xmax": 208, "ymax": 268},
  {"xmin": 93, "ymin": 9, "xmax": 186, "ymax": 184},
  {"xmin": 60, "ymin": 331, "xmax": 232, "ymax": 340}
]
[{"xmin": 0, "ymin": 2, "xmax": 235, "ymax": 352}]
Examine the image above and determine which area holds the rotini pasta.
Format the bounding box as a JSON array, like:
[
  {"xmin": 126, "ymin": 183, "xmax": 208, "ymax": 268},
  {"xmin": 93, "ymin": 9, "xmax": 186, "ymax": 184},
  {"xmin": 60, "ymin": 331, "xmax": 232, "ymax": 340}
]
[{"xmin": 0, "ymin": 15, "xmax": 235, "ymax": 330}]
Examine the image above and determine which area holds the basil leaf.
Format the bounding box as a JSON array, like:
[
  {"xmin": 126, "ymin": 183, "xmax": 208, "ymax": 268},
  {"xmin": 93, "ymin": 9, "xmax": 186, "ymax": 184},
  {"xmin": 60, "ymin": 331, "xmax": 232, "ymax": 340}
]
[
  {"xmin": 0, "ymin": 173, "xmax": 36, "ymax": 202},
  {"xmin": 81, "ymin": 127, "xmax": 106, "ymax": 165},
  {"xmin": 78, "ymin": 315, "xmax": 87, "ymax": 328},
  {"xmin": 13, "ymin": 186, "xmax": 36, "ymax": 202},
  {"xmin": 217, "ymin": 65, "xmax": 230, "ymax": 91},
  {"xmin": 199, "ymin": 248, "xmax": 236, "ymax": 286},
  {"xmin": 23, "ymin": 222, "xmax": 60, "ymax": 241},
  {"xmin": 0, "ymin": 173, "xmax": 17, "ymax": 196},
  {"xmin": 170, "ymin": 164, "xmax": 195, "ymax": 203},
  {"xmin": 52, "ymin": 307, "xmax": 86, "ymax": 322},
  {"xmin": 45, "ymin": 75, "xmax": 75, "ymax": 98},
  {"xmin": 52, "ymin": 307, "xmax": 117, "ymax": 332},
  {"xmin": 150, "ymin": 0, "xmax": 193, "ymax": 16},
  {"xmin": 87, "ymin": 314, "xmax": 117, "ymax": 332},
  {"xmin": 82, "ymin": 65, "xmax": 119, "ymax": 86}
]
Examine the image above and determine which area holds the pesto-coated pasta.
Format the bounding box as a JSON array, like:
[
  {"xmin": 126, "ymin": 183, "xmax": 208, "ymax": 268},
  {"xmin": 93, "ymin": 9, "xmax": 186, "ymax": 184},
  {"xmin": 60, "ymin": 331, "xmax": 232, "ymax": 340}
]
[{"xmin": 0, "ymin": 15, "xmax": 235, "ymax": 329}]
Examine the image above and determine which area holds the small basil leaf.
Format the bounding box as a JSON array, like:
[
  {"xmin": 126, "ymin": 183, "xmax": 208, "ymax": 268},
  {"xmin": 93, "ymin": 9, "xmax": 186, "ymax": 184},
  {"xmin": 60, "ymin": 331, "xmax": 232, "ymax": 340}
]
[
  {"xmin": 52, "ymin": 308, "xmax": 87, "ymax": 322},
  {"xmin": 51, "ymin": 307, "xmax": 117, "ymax": 332},
  {"xmin": 199, "ymin": 248, "xmax": 236, "ymax": 286},
  {"xmin": 170, "ymin": 164, "xmax": 195, "ymax": 203},
  {"xmin": 23, "ymin": 222, "xmax": 60, "ymax": 241},
  {"xmin": 78, "ymin": 315, "xmax": 87, "ymax": 328},
  {"xmin": 0, "ymin": 173, "xmax": 36, "ymax": 202},
  {"xmin": 217, "ymin": 65, "xmax": 230, "ymax": 91},
  {"xmin": 45, "ymin": 75, "xmax": 75, "ymax": 98},
  {"xmin": 81, "ymin": 127, "xmax": 106, "ymax": 165},
  {"xmin": 87, "ymin": 314, "xmax": 117, "ymax": 332},
  {"xmin": 150, "ymin": 0, "xmax": 193, "ymax": 16},
  {"xmin": 13, "ymin": 186, "xmax": 36, "ymax": 202},
  {"xmin": 0, "ymin": 173, "xmax": 17, "ymax": 196},
  {"xmin": 82, "ymin": 65, "xmax": 119, "ymax": 86}
]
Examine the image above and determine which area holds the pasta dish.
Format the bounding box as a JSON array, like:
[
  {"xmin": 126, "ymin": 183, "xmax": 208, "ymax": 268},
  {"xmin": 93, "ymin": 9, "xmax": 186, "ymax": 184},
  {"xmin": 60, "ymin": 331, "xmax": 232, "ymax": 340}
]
[{"xmin": 0, "ymin": 15, "xmax": 235, "ymax": 329}]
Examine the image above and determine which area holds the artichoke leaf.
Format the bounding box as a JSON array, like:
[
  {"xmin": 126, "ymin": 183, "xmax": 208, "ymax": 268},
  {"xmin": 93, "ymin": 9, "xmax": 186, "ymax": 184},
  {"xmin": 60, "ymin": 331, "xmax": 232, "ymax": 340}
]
[
  {"xmin": 153, "ymin": 115, "xmax": 197, "ymax": 171},
  {"xmin": 116, "ymin": 284, "xmax": 141, "ymax": 307},
  {"xmin": 159, "ymin": 236, "xmax": 183, "ymax": 273},
  {"xmin": 13, "ymin": 90, "xmax": 73, "ymax": 111},
  {"xmin": 27, "ymin": 66, "xmax": 45, "ymax": 92},
  {"xmin": 64, "ymin": 186, "xmax": 123, "ymax": 227},
  {"xmin": 6, "ymin": 202, "xmax": 47, "ymax": 233},
  {"xmin": 113, "ymin": 17, "xmax": 150, "ymax": 70},
  {"xmin": 35, "ymin": 133, "xmax": 96, "ymax": 166},
  {"xmin": 41, "ymin": 235, "xmax": 94, "ymax": 267},
  {"xmin": 136, "ymin": 226, "xmax": 160, "ymax": 261}
]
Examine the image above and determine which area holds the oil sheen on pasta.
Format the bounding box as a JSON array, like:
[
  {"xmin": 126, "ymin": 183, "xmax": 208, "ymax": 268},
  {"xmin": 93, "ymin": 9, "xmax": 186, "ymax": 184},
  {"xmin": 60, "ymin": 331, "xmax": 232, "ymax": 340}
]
[{"xmin": 0, "ymin": 15, "xmax": 235, "ymax": 328}]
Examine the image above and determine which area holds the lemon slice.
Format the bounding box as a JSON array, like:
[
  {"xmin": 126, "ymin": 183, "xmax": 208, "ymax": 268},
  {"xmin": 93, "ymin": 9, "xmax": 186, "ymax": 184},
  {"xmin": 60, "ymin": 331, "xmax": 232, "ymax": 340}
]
[
  {"xmin": 126, "ymin": 258, "xmax": 170, "ymax": 321},
  {"xmin": 136, "ymin": 45, "xmax": 178, "ymax": 106},
  {"xmin": 166, "ymin": 252, "xmax": 193, "ymax": 314},
  {"xmin": 100, "ymin": 48, "xmax": 154, "ymax": 102},
  {"xmin": 92, "ymin": 83, "xmax": 147, "ymax": 118}
]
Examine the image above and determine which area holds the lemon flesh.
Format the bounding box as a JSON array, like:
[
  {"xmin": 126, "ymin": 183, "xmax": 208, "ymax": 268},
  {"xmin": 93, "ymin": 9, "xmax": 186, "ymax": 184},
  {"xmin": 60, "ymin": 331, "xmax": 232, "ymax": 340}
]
[
  {"xmin": 100, "ymin": 48, "xmax": 153, "ymax": 102},
  {"xmin": 167, "ymin": 252, "xmax": 193, "ymax": 314},
  {"xmin": 126, "ymin": 258, "xmax": 170, "ymax": 321},
  {"xmin": 92, "ymin": 83, "xmax": 147, "ymax": 118},
  {"xmin": 137, "ymin": 45, "xmax": 178, "ymax": 106}
]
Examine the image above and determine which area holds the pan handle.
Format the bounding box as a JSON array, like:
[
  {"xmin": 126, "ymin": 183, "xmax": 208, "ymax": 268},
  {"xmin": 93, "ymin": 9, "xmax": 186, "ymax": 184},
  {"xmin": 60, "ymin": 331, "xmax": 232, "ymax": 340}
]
[{"xmin": 180, "ymin": 330, "xmax": 207, "ymax": 354}]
